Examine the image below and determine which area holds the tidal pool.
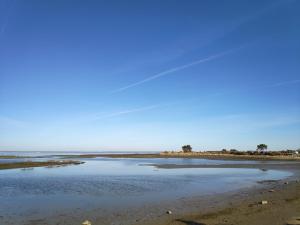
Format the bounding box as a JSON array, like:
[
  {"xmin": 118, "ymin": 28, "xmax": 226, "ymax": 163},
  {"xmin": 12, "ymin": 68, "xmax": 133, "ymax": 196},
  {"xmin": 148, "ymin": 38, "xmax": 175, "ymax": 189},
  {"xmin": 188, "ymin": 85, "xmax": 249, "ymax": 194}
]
[{"xmin": 0, "ymin": 156, "xmax": 292, "ymax": 224}]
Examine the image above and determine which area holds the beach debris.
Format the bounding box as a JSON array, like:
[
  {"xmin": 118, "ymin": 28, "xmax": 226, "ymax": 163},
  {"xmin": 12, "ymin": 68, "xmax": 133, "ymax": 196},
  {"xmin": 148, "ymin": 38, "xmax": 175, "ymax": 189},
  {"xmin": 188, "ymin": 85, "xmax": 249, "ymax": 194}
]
[
  {"xmin": 284, "ymin": 181, "xmax": 289, "ymax": 185},
  {"xmin": 268, "ymin": 189, "xmax": 275, "ymax": 192},
  {"xmin": 82, "ymin": 220, "xmax": 92, "ymax": 225},
  {"xmin": 260, "ymin": 200, "xmax": 268, "ymax": 205},
  {"xmin": 166, "ymin": 210, "xmax": 172, "ymax": 215},
  {"xmin": 286, "ymin": 217, "xmax": 300, "ymax": 225}
]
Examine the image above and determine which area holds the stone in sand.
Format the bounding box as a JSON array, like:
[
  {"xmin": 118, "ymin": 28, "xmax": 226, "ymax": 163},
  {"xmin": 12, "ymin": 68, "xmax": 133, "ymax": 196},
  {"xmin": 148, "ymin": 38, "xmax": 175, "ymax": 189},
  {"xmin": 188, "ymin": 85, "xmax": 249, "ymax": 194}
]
[
  {"xmin": 82, "ymin": 220, "xmax": 92, "ymax": 225},
  {"xmin": 261, "ymin": 200, "xmax": 268, "ymax": 205},
  {"xmin": 166, "ymin": 210, "xmax": 172, "ymax": 214},
  {"xmin": 286, "ymin": 217, "xmax": 300, "ymax": 225}
]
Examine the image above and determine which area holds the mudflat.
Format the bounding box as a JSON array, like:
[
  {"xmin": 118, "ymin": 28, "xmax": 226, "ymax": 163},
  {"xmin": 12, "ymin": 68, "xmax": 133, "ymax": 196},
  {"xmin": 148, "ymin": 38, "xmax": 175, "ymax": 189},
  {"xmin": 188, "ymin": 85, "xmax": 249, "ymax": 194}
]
[
  {"xmin": 144, "ymin": 180, "xmax": 300, "ymax": 225},
  {"xmin": 0, "ymin": 160, "xmax": 84, "ymax": 170},
  {"xmin": 132, "ymin": 160, "xmax": 300, "ymax": 225}
]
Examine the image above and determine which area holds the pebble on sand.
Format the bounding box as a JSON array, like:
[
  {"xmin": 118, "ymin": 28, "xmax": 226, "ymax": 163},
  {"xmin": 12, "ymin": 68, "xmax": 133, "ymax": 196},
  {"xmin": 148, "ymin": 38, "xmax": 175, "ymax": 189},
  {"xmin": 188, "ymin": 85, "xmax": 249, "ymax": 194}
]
[
  {"xmin": 166, "ymin": 210, "xmax": 172, "ymax": 214},
  {"xmin": 82, "ymin": 220, "xmax": 92, "ymax": 225},
  {"xmin": 261, "ymin": 200, "xmax": 268, "ymax": 205},
  {"xmin": 286, "ymin": 217, "xmax": 300, "ymax": 225}
]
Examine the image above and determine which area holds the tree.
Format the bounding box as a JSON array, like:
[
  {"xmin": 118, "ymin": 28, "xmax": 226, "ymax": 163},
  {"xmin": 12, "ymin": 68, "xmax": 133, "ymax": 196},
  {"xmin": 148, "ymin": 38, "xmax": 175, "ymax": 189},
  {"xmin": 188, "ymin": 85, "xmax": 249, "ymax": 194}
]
[
  {"xmin": 182, "ymin": 145, "xmax": 192, "ymax": 153},
  {"xmin": 230, "ymin": 149, "xmax": 238, "ymax": 154},
  {"xmin": 257, "ymin": 144, "xmax": 268, "ymax": 152}
]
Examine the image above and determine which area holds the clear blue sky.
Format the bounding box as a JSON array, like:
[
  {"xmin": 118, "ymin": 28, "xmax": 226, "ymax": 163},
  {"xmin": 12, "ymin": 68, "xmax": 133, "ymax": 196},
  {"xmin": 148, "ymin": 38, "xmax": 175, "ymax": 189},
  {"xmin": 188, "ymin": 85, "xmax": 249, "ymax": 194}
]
[{"xmin": 0, "ymin": 0, "xmax": 299, "ymax": 151}]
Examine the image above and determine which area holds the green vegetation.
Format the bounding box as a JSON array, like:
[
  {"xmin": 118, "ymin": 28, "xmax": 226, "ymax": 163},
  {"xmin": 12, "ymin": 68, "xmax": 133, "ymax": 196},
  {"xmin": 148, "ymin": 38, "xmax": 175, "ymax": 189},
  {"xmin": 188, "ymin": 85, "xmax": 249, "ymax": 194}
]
[{"xmin": 257, "ymin": 144, "xmax": 268, "ymax": 152}]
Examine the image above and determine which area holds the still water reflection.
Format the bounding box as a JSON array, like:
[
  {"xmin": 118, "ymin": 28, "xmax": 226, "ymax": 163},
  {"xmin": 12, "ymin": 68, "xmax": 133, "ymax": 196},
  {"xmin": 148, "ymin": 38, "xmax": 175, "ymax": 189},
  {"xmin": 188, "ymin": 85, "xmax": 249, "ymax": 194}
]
[{"xmin": 0, "ymin": 156, "xmax": 292, "ymax": 222}]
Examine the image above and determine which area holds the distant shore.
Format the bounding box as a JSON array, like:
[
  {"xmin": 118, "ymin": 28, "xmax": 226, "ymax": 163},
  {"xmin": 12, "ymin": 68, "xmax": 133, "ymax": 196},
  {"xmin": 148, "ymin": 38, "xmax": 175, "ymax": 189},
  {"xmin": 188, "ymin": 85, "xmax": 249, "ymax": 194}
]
[{"xmin": 59, "ymin": 151, "xmax": 300, "ymax": 161}]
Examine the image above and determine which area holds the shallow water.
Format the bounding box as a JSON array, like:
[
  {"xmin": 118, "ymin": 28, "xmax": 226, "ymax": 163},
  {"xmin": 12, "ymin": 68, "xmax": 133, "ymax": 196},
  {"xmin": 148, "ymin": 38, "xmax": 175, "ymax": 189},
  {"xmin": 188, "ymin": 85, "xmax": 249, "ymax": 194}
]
[{"xmin": 0, "ymin": 154, "xmax": 292, "ymax": 224}]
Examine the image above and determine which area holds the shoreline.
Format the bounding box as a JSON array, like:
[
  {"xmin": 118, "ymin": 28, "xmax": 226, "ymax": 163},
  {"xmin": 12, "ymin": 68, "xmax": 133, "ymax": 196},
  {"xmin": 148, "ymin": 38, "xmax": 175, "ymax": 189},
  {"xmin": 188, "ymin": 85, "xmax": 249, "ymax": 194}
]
[
  {"xmin": 144, "ymin": 160, "xmax": 300, "ymax": 225},
  {"xmin": 144, "ymin": 179, "xmax": 300, "ymax": 225},
  {"xmin": 114, "ymin": 160, "xmax": 300, "ymax": 225}
]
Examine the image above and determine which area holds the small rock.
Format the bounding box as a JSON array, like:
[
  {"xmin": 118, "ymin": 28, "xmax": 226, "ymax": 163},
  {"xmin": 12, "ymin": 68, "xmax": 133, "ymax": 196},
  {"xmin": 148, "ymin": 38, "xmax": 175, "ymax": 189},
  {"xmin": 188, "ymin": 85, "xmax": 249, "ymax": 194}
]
[
  {"xmin": 269, "ymin": 189, "xmax": 275, "ymax": 192},
  {"xmin": 285, "ymin": 182, "xmax": 289, "ymax": 185},
  {"xmin": 286, "ymin": 217, "xmax": 300, "ymax": 225},
  {"xmin": 82, "ymin": 220, "xmax": 92, "ymax": 225},
  {"xmin": 261, "ymin": 200, "xmax": 268, "ymax": 205},
  {"xmin": 166, "ymin": 210, "xmax": 172, "ymax": 215}
]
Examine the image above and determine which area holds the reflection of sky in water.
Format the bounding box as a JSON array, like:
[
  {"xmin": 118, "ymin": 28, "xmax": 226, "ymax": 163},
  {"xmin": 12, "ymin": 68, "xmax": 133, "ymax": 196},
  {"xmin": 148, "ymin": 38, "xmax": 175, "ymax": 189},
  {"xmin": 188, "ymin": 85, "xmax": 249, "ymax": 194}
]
[
  {"xmin": 0, "ymin": 156, "xmax": 292, "ymax": 221},
  {"xmin": 0, "ymin": 158, "xmax": 291, "ymax": 195}
]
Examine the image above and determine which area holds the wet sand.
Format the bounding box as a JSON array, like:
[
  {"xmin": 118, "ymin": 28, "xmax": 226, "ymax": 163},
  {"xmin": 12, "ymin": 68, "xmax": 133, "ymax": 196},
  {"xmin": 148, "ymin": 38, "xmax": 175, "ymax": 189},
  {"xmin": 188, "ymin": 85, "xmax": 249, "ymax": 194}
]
[
  {"xmin": 140, "ymin": 161, "xmax": 300, "ymax": 225},
  {"xmin": 144, "ymin": 180, "xmax": 300, "ymax": 225},
  {"xmin": 0, "ymin": 160, "xmax": 84, "ymax": 170},
  {"xmin": 149, "ymin": 161, "xmax": 300, "ymax": 171}
]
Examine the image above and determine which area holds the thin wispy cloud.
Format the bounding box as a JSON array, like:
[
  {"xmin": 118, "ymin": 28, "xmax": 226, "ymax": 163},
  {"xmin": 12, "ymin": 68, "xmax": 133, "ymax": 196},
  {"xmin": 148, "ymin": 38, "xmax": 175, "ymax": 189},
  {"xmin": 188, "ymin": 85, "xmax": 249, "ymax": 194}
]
[
  {"xmin": 108, "ymin": 78, "xmax": 300, "ymax": 120},
  {"xmin": 206, "ymin": 78, "xmax": 300, "ymax": 98},
  {"xmin": 91, "ymin": 104, "xmax": 161, "ymax": 121},
  {"xmin": 267, "ymin": 79, "xmax": 300, "ymax": 88},
  {"xmin": 111, "ymin": 48, "xmax": 241, "ymax": 94},
  {"xmin": 160, "ymin": 78, "xmax": 300, "ymax": 110}
]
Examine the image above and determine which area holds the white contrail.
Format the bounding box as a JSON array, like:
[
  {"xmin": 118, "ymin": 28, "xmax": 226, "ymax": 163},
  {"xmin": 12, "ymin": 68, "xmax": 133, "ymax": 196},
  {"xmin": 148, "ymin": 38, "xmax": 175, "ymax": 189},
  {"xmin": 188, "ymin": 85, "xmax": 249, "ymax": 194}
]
[
  {"xmin": 91, "ymin": 104, "xmax": 161, "ymax": 121},
  {"xmin": 267, "ymin": 79, "xmax": 300, "ymax": 88},
  {"xmin": 111, "ymin": 48, "xmax": 240, "ymax": 93}
]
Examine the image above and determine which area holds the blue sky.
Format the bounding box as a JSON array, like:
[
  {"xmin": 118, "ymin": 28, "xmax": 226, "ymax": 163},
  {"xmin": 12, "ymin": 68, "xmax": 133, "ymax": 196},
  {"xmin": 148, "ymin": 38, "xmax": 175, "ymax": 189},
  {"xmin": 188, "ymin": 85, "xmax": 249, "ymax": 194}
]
[{"xmin": 0, "ymin": 0, "xmax": 299, "ymax": 151}]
